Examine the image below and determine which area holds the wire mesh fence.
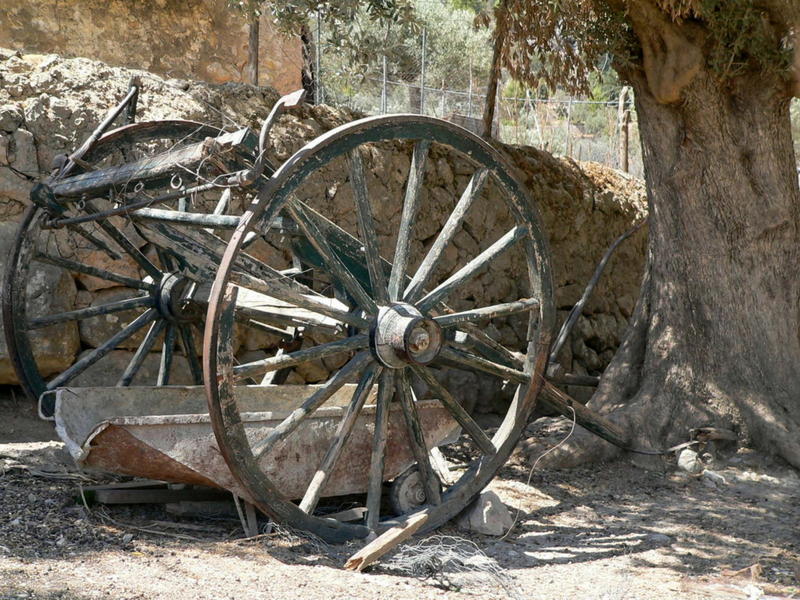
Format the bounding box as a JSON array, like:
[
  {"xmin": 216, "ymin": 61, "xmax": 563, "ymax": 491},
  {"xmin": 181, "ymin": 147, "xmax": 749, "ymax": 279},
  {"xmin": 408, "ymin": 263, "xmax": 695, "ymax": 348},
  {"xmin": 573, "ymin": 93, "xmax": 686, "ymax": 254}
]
[{"xmin": 312, "ymin": 5, "xmax": 645, "ymax": 177}]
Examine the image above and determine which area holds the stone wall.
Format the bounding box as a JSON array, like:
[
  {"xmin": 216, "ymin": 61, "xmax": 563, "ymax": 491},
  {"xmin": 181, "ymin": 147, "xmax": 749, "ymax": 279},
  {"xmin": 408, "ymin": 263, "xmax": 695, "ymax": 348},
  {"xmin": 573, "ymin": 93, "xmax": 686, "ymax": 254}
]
[
  {"xmin": 0, "ymin": 0, "xmax": 302, "ymax": 93},
  {"xmin": 0, "ymin": 50, "xmax": 647, "ymax": 403}
]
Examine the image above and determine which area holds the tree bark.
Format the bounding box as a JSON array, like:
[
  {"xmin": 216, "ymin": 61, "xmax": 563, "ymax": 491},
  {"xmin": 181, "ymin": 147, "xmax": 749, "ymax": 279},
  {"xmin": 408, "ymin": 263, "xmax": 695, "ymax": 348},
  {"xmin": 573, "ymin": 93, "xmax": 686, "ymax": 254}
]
[{"xmin": 582, "ymin": 62, "xmax": 800, "ymax": 469}]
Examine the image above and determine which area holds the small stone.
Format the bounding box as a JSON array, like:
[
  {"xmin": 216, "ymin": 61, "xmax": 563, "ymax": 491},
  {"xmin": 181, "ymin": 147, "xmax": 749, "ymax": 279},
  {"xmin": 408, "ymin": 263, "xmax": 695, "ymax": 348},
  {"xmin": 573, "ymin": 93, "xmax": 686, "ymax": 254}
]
[
  {"xmin": 122, "ymin": 533, "xmax": 134, "ymax": 544},
  {"xmin": 647, "ymin": 533, "xmax": 672, "ymax": 545},
  {"xmin": 677, "ymin": 448, "xmax": 703, "ymax": 474},
  {"xmin": 702, "ymin": 469, "xmax": 727, "ymax": 487},
  {"xmin": 455, "ymin": 490, "xmax": 515, "ymax": 536}
]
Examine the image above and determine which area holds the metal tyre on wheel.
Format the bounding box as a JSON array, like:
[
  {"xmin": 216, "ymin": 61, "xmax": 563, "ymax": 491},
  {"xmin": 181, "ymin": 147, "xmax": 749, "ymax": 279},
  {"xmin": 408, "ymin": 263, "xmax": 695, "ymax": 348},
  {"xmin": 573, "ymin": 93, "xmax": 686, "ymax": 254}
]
[
  {"xmin": 3, "ymin": 120, "xmax": 257, "ymax": 417},
  {"xmin": 204, "ymin": 114, "xmax": 555, "ymax": 542}
]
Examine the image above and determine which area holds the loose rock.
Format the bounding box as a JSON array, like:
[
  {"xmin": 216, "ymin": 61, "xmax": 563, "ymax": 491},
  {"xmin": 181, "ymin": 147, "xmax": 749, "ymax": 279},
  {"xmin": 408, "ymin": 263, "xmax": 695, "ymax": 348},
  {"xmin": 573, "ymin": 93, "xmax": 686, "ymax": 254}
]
[{"xmin": 455, "ymin": 490, "xmax": 515, "ymax": 536}]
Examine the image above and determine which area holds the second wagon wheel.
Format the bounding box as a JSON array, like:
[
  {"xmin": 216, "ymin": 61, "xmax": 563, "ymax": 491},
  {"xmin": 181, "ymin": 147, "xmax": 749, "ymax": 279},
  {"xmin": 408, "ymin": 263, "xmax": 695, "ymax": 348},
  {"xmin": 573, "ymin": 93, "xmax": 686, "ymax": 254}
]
[
  {"xmin": 204, "ymin": 115, "xmax": 555, "ymax": 542},
  {"xmin": 3, "ymin": 118, "xmax": 258, "ymax": 417}
]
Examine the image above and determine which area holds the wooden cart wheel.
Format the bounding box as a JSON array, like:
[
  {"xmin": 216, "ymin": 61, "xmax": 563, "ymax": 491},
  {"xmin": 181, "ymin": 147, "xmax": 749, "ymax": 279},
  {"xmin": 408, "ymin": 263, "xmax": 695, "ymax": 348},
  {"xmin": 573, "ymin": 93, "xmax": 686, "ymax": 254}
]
[
  {"xmin": 204, "ymin": 115, "xmax": 555, "ymax": 542},
  {"xmin": 3, "ymin": 119, "xmax": 256, "ymax": 417}
]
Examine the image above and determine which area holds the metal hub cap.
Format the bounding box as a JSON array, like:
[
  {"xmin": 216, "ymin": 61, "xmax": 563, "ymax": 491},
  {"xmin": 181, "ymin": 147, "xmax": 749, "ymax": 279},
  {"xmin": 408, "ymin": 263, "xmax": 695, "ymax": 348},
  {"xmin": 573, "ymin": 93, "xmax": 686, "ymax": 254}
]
[{"xmin": 370, "ymin": 303, "xmax": 442, "ymax": 368}]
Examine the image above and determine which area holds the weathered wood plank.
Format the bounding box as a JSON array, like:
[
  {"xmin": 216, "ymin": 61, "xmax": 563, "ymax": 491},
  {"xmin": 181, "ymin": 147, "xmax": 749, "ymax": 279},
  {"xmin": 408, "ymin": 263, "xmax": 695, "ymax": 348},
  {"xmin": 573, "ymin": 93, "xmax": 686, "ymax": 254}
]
[{"xmin": 51, "ymin": 129, "xmax": 252, "ymax": 199}]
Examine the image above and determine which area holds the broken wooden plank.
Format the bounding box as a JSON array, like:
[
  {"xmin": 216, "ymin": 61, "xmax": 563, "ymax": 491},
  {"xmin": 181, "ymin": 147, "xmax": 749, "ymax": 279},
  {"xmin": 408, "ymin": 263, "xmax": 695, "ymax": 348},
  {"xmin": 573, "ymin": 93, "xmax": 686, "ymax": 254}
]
[{"xmin": 344, "ymin": 509, "xmax": 430, "ymax": 571}]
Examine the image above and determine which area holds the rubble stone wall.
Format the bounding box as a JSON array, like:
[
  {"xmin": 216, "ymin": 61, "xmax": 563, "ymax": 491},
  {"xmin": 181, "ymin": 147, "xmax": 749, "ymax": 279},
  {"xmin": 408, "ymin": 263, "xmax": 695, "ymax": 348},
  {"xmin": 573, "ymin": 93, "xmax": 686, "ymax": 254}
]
[{"xmin": 0, "ymin": 51, "xmax": 647, "ymax": 402}]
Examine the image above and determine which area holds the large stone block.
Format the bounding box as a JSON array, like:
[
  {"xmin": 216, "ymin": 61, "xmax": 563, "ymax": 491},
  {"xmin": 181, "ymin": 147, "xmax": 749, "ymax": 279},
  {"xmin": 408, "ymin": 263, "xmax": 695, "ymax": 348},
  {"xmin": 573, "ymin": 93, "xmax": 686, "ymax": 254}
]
[{"xmin": 0, "ymin": 222, "xmax": 80, "ymax": 383}]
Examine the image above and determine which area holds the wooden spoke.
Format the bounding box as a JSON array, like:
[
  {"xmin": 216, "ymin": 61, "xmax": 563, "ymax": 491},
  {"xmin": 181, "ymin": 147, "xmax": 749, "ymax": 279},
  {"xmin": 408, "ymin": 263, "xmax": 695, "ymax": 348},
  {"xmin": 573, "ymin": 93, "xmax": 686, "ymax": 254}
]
[
  {"xmin": 27, "ymin": 295, "xmax": 153, "ymax": 330},
  {"xmin": 229, "ymin": 272, "xmax": 369, "ymax": 330},
  {"xmin": 117, "ymin": 318, "xmax": 168, "ymax": 386},
  {"xmin": 156, "ymin": 247, "xmax": 175, "ymax": 273},
  {"xmin": 46, "ymin": 308, "xmax": 158, "ymax": 390},
  {"xmin": 236, "ymin": 317, "xmax": 293, "ymax": 340},
  {"xmin": 233, "ymin": 334, "xmax": 368, "ymax": 380},
  {"xmin": 157, "ymin": 324, "xmax": 176, "ymax": 386},
  {"xmin": 286, "ymin": 201, "xmax": 378, "ymax": 314},
  {"xmin": 460, "ymin": 323, "xmax": 524, "ymax": 369},
  {"xmin": 179, "ymin": 324, "xmax": 203, "ymax": 385},
  {"xmin": 366, "ymin": 369, "xmax": 395, "ymax": 531},
  {"xmin": 438, "ymin": 346, "xmax": 528, "ymax": 385},
  {"xmin": 299, "ymin": 365, "xmax": 381, "ymax": 514},
  {"xmin": 411, "ymin": 366, "xmax": 496, "ymax": 456},
  {"xmin": 35, "ymin": 253, "xmax": 155, "ymax": 291},
  {"xmin": 140, "ymin": 221, "xmax": 369, "ymax": 329},
  {"xmin": 388, "ymin": 139, "xmax": 430, "ymax": 301},
  {"xmin": 67, "ymin": 223, "xmax": 122, "ymax": 261},
  {"xmin": 348, "ymin": 150, "xmax": 388, "ymax": 304},
  {"xmin": 434, "ymin": 298, "xmax": 540, "ymax": 328},
  {"xmin": 418, "ymin": 225, "xmax": 527, "ymax": 312},
  {"xmin": 397, "ymin": 370, "xmax": 441, "ymax": 505},
  {"xmin": 83, "ymin": 200, "xmax": 162, "ymax": 280},
  {"xmin": 404, "ymin": 168, "xmax": 488, "ymax": 303},
  {"xmin": 251, "ymin": 351, "xmax": 371, "ymax": 460}
]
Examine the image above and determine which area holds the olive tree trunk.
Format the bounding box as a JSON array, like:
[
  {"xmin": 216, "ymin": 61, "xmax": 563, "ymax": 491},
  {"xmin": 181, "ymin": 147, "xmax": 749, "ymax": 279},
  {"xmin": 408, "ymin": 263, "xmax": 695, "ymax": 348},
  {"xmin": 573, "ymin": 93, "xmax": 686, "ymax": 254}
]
[{"xmin": 581, "ymin": 64, "xmax": 800, "ymax": 469}]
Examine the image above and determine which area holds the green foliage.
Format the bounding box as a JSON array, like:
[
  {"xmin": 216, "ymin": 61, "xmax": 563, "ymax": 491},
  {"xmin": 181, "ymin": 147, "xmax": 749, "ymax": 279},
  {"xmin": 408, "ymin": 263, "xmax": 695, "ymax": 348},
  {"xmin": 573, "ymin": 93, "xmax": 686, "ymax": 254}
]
[
  {"xmin": 499, "ymin": 0, "xmax": 636, "ymax": 95},
  {"xmin": 697, "ymin": 0, "xmax": 791, "ymax": 79},
  {"xmin": 263, "ymin": 0, "xmax": 417, "ymax": 33},
  {"xmin": 320, "ymin": 0, "xmax": 491, "ymax": 87},
  {"xmin": 448, "ymin": 0, "xmax": 485, "ymax": 12},
  {"xmin": 497, "ymin": 0, "xmax": 796, "ymax": 95}
]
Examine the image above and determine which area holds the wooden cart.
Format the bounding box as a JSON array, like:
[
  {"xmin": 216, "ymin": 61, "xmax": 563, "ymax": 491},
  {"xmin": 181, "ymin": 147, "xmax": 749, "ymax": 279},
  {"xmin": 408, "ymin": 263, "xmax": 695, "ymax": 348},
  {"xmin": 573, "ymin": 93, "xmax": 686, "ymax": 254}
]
[{"xmin": 3, "ymin": 82, "xmax": 633, "ymax": 542}]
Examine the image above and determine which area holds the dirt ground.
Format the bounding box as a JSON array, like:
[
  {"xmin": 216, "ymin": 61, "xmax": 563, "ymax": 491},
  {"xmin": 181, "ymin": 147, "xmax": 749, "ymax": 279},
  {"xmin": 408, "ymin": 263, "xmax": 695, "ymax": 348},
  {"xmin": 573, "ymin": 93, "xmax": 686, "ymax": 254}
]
[{"xmin": 1, "ymin": 389, "xmax": 798, "ymax": 600}]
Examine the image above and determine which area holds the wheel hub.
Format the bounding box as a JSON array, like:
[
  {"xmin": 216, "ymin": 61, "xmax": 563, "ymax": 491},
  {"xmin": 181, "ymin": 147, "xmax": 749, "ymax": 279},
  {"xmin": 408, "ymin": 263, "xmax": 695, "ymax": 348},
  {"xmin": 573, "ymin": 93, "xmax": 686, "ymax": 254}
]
[
  {"xmin": 153, "ymin": 272, "xmax": 194, "ymax": 323},
  {"xmin": 370, "ymin": 303, "xmax": 442, "ymax": 368}
]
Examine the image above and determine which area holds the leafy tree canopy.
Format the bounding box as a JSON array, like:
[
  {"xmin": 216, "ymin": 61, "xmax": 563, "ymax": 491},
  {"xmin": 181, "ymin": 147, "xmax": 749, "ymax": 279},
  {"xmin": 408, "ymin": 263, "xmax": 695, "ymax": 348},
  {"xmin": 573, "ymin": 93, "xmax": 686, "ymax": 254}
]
[{"xmin": 495, "ymin": 0, "xmax": 798, "ymax": 98}]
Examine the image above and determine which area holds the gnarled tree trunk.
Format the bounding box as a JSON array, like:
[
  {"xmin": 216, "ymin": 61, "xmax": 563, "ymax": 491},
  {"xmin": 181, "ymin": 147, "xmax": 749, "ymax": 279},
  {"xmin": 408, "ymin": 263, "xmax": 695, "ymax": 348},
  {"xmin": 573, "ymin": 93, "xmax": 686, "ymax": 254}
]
[{"xmin": 582, "ymin": 32, "xmax": 800, "ymax": 468}]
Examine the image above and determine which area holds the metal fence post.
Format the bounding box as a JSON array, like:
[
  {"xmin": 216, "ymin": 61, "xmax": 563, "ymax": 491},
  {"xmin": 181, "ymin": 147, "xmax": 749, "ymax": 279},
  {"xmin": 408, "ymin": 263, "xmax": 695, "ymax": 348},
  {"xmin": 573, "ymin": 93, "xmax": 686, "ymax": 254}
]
[
  {"xmin": 419, "ymin": 28, "xmax": 427, "ymax": 114},
  {"xmin": 467, "ymin": 57, "xmax": 473, "ymax": 118},
  {"xmin": 315, "ymin": 10, "xmax": 322, "ymax": 105},
  {"xmin": 381, "ymin": 55, "xmax": 388, "ymax": 114},
  {"xmin": 617, "ymin": 86, "xmax": 631, "ymax": 172},
  {"xmin": 565, "ymin": 98, "xmax": 573, "ymax": 156}
]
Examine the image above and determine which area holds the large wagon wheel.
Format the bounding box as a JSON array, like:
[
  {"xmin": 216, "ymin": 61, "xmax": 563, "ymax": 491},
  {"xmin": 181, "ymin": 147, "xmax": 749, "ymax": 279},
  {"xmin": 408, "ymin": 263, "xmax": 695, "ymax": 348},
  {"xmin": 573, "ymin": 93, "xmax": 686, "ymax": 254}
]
[
  {"xmin": 204, "ymin": 115, "xmax": 555, "ymax": 542},
  {"xmin": 3, "ymin": 119, "xmax": 256, "ymax": 417}
]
